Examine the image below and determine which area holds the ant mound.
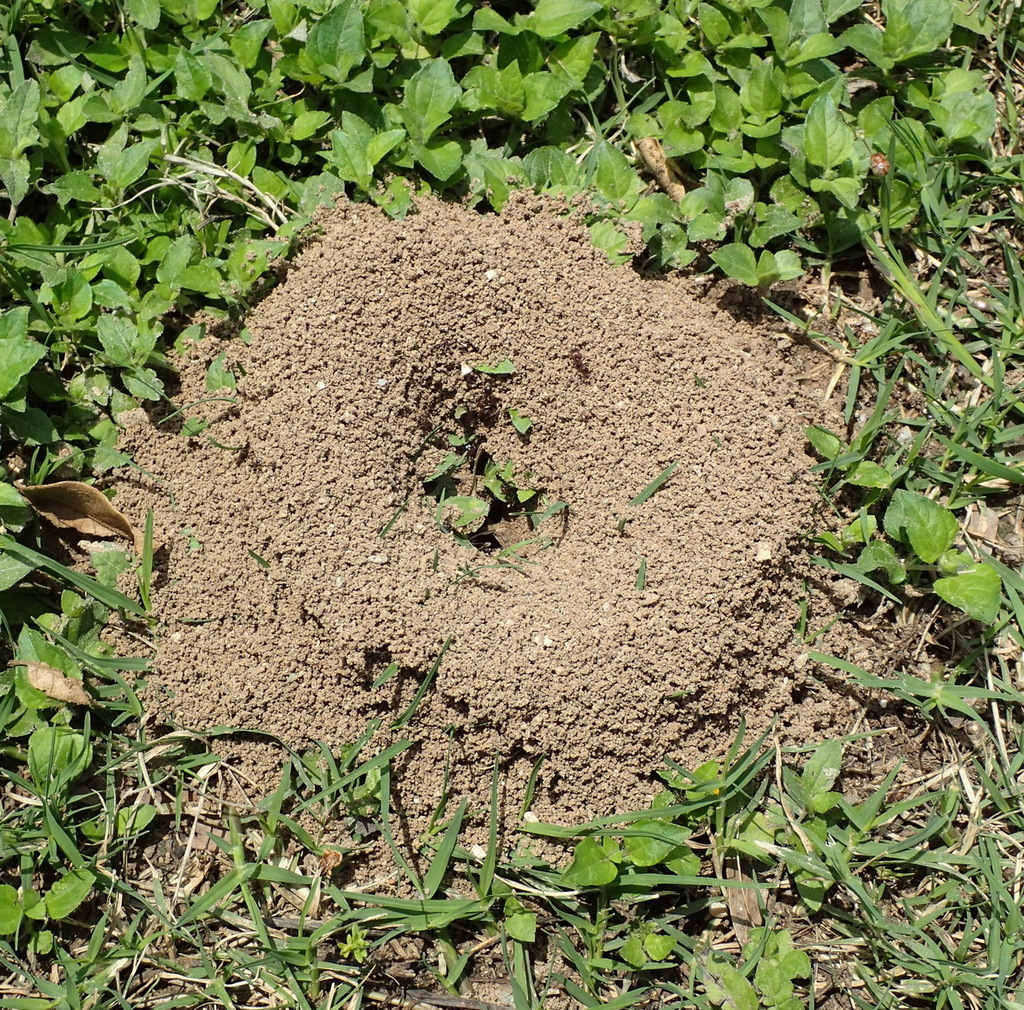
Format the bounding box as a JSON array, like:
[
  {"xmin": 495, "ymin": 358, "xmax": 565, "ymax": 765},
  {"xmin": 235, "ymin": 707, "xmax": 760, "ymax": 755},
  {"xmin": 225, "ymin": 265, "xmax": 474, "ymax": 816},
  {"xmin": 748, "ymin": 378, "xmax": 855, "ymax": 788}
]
[{"xmin": 121, "ymin": 195, "xmax": 845, "ymax": 829}]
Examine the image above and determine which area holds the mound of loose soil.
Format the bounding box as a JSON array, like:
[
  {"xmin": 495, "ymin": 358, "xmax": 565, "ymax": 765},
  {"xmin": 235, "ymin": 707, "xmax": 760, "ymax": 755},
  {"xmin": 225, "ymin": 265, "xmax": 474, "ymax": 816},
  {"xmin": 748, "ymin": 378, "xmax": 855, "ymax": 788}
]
[{"xmin": 118, "ymin": 195, "xmax": 849, "ymax": 832}]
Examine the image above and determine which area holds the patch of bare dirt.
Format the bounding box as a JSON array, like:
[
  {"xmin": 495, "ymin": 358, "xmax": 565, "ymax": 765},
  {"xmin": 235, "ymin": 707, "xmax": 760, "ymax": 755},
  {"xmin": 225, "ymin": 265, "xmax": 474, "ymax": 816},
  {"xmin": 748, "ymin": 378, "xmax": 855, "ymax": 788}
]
[{"xmin": 115, "ymin": 195, "xmax": 856, "ymax": 839}]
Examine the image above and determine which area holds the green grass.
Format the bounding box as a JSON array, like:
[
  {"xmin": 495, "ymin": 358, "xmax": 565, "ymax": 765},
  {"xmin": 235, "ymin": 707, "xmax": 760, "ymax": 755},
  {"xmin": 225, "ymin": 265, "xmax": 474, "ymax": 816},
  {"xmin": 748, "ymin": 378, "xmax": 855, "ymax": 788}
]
[{"xmin": 2, "ymin": 0, "xmax": 1024, "ymax": 1006}]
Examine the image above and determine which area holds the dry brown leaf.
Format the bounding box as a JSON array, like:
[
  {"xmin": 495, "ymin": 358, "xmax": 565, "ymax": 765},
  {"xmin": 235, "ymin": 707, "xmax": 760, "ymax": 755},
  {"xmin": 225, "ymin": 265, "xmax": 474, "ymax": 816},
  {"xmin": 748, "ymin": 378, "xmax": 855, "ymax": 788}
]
[
  {"xmin": 13, "ymin": 661, "xmax": 93, "ymax": 706},
  {"xmin": 635, "ymin": 137, "xmax": 687, "ymax": 202},
  {"xmin": 17, "ymin": 480, "xmax": 146, "ymax": 553},
  {"xmin": 724, "ymin": 860, "xmax": 763, "ymax": 946}
]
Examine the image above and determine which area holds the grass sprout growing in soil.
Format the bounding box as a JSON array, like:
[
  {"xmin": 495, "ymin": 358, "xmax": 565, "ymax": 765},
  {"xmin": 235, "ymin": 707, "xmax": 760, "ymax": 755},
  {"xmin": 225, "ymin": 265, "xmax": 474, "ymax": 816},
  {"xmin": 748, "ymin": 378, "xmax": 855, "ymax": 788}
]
[
  {"xmin": 419, "ymin": 363, "xmax": 567, "ymax": 584},
  {"xmin": 2, "ymin": 0, "xmax": 1024, "ymax": 1006}
]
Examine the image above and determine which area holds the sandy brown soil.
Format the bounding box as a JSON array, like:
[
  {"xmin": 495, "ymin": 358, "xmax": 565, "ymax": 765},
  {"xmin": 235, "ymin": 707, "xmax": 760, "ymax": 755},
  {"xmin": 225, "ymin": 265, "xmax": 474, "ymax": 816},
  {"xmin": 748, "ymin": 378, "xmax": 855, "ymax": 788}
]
[{"xmin": 115, "ymin": 195, "xmax": 853, "ymax": 836}]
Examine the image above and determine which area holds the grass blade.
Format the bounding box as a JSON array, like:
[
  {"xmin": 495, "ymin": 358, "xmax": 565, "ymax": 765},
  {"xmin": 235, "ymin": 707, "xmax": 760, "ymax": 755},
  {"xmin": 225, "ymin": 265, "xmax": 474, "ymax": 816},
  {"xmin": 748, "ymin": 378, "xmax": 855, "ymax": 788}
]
[
  {"xmin": 392, "ymin": 635, "xmax": 453, "ymax": 729},
  {"xmin": 0, "ymin": 535, "xmax": 146, "ymax": 616},
  {"xmin": 423, "ymin": 797, "xmax": 468, "ymax": 899},
  {"xmin": 628, "ymin": 461, "xmax": 678, "ymax": 506}
]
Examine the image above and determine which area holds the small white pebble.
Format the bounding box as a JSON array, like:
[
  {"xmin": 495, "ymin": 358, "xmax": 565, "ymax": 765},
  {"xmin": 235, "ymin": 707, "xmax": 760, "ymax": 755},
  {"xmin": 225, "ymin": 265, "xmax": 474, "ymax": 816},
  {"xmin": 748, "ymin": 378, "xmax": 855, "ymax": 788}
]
[{"xmin": 367, "ymin": 553, "xmax": 389, "ymax": 564}]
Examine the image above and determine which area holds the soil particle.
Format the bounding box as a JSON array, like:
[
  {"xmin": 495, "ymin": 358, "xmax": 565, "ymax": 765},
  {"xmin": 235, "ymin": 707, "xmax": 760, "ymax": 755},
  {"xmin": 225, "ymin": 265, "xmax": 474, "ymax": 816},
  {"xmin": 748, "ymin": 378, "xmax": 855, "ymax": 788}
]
[{"xmin": 117, "ymin": 195, "xmax": 846, "ymax": 833}]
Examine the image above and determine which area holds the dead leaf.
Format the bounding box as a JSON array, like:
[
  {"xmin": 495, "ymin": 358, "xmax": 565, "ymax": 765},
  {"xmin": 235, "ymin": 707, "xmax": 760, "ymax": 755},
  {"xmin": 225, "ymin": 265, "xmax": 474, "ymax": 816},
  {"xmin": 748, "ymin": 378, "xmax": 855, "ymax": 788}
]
[
  {"xmin": 320, "ymin": 848, "xmax": 345, "ymax": 873},
  {"xmin": 635, "ymin": 137, "xmax": 687, "ymax": 202},
  {"xmin": 17, "ymin": 480, "xmax": 146, "ymax": 553},
  {"xmin": 724, "ymin": 860, "xmax": 763, "ymax": 946},
  {"xmin": 13, "ymin": 661, "xmax": 93, "ymax": 706},
  {"xmin": 966, "ymin": 505, "xmax": 1000, "ymax": 543}
]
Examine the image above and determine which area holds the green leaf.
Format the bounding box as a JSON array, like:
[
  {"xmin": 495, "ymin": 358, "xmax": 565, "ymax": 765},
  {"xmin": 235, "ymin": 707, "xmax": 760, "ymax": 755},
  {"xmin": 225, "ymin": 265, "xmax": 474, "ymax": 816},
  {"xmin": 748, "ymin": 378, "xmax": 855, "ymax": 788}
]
[
  {"xmin": 933, "ymin": 563, "xmax": 1001, "ymax": 624},
  {"xmin": 98, "ymin": 315, "xmax": 154, "ymax": 367},
  {"xmin": 42, "ymin": 171, "xmax": 101, "ymax": 207},
  {"xmin": 412, "ymin": 137, "xmax": 463, "ymax": 181},
  {"xmin": 709, "ymin": 83, "xmax": 743, "ymax": 132},
  {"xmin": 473, "ymin": 7, "xmax": 518, "ymax": 33},
  {"xmin": 811, "ymin": 174, "xmax": 862, "ymax": 210},
  {"xmin": 884, "ymin": 0, "xmax": 953, "ymax": 62},
  {"xmin": 109, "ymin": 55, "xmax": 148, "ymax": 115},
  {"xmin": 463, "ymin": 63, "xmax": 525, "ymax": 116},
  {"xmin": 644, "ymin": 932, "xmax": 675, "ymax": 962},
  {"xmin": 124, "ymin": 0, "xmax": 160, "ymax": 28},
  {"xmin": 473, "ymin": 358, "xmax": 516, "ymax": 375},
  {"xmin": 442, "ymin": 495, "xmax": 489, "ymax": 530},
  {"xmin": 698, "ymin": 3, "xmax": 732, "ymax": 46},
  {"xmin": 292, "ymin": 110, "xmax": 331, "ymax": 141},
  {"xmin": 0, "ymin": 885, "xmax": 22, "ymax": 935},
  {"xmin": 801, "ymin": 740, "xmax": 842, "ymax": 811},
  {"xmin": 549, "ymin": 33, "xmax": 599, "ymax": 87},
  {"xmin": 0, "ymin": 309, "xmax": 47, "ymax": 397},
  {"xmin": 44, "ymin": 869, "xmax": 96, "ymax": 920},
  {"xmin": 856, "ymin": 540, "xmax": 906, "ymax": 584},
  {"xmin": 753, "ymin": 249, "xmax": 802, "ymax": 289},
  {"xmin": 0, "ymin": 157, "xmax": 29, "ymax": 206},
  {"xmin": 840, "ymin": 23, "xmax": 889, "ymax": 68},
  {"xmin": 628, "ymin": 461, "xmax": 678, "ymax": 505},
  {"xmin": 408, "ymin": 0, "xmax": 460, "ymax": 35},
  {"xmin": 704, "ymin": 961, "xmax": 758, "ymax": 1010},
  {"xmin": 307, "ymin": 0, "xmax": 366, "ymax": 83},
  {"xmin": 2, "ymin": 407, "xmax": 59, "ymax": 445},
  {"xmin": 790, "ymin": 32, "xmax": 844, "ymax": 63},
  {"xmin": 824, "ymin": 0, "xmax": 861, "ymax": 20},
  {"xmin": 505, "ymin": 909, "xmax": 536, "ymax": 942},
  {"xmin": 28, "ymin": 726, "xmax": 92, "ymax": 793},
  {"xmin": 620, "ymin": 933, "xmax": 646, "ymax": 968},
  {"xmin": 110, "ymin": 140, "xmax": 157, "ymax": 191},
  {"xmin": 226, "ymin": 139, "xmax": 256, "ymax": 178},
  {"xmin": 522, "ymin": 72, "xmax": 570, "ymax": 122},
  {"xmin": 523, "ymin": 145, "xmax": 579, "ymax": 187},
  {"xmin": 0, "ymin": 80, "xmax": 40, "ymax": 160},
  {"xmin": 206, "ymin": 352, "xmax": 237, "ymax": 392},
  {"xmin": 401, "ymin": 58, "xmax": 460, "ymax": 145},
  {"xmin": 591, "ymin": 140, "xmax": 641, "ymax": 204},
  {"xmin": 622, "ymin": 819, "xmax": 690, "ymax": 867},
  {"xmin": 804, "ymin": 94, "xmax": 852, "ymax": 169},
  {"xmin": 521, "ymin": 0, "xmax": 601, "ymax": 39},
  {"xmin": 805, "ymin": 425, "xmax": 843, "ymax": 459},
  {"xmin": 156, "ymin": 235, "xmax": 197, "ymax": 287},
  {"xmin": 740, "ymin": 59, "xmax": 782, "ymax": 120},
  {"xmin": 508, "ymin": 408, "xmax": 532, "ymax": 434},
  {"xmin": 712, "ymin": 243, "xmax": 759, "ymax": 287},
  {"xmin": 328, "ymin": 119, "xmax": 374, "ymax": 190},
  {"xmin": 231, "ymin": 19, "xmax": 274, "ymax": 67},
  {"xmin": 884, "ymin": 489, "xmax": 958, "ymax": 564},
  {"xmin": 562, "ymin": 836, "xmax": 618, "ymax": 886},
  {"xmin": 936, "ymin": 91, "xmax": 995, "ymax": 146},
  {"xmin": 845, "ymin": 461, "xmax": 892, "ymax": 488},
  {"xmin": 204, "ymin": 51, "xmax": 252, "ymax": 110}
]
